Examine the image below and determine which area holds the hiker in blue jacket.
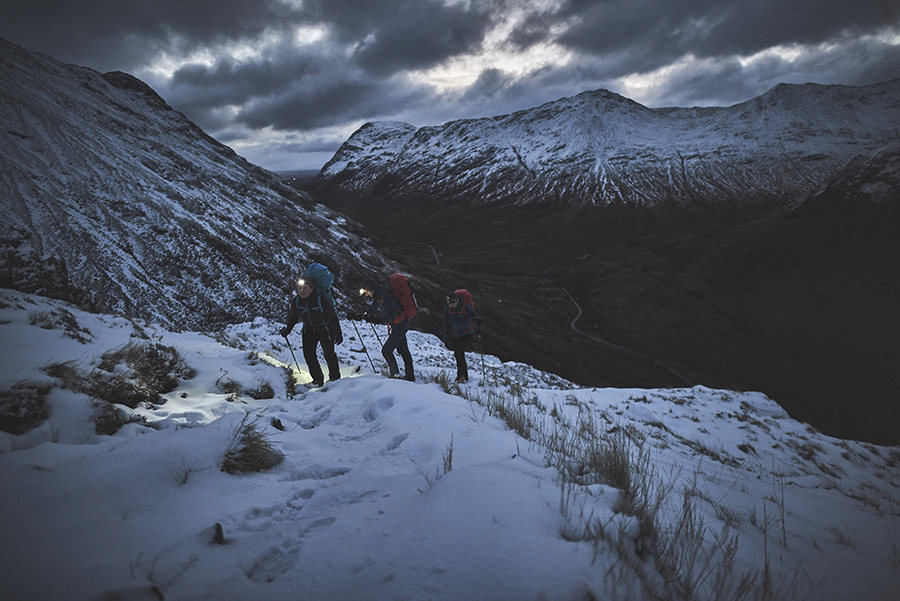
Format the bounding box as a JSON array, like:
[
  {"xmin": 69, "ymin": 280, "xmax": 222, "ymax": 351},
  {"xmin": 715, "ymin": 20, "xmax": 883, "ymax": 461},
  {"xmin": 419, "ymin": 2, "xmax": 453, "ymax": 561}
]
[
  {"xmin": 360, "ymin": 276, "xmax": 415, "ymax": 382},
  {"xmin": 443, "ymin": 291, "xmax": 480, "ymax": 382},
  {"xmin": 280, "ymin": 277, "xmax": 343, "ymax": 386}
]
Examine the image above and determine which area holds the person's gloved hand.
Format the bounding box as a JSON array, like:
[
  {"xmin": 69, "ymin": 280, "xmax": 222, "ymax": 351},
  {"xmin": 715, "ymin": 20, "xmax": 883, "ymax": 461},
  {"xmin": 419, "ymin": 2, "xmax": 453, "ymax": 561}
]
[
  {"xmin": 279, "ymin": 326, "xmax": 290, "ymax": 337},
  {"xmin": 335, "ymin": 332, "xmax": 344, "ymax": 345}
]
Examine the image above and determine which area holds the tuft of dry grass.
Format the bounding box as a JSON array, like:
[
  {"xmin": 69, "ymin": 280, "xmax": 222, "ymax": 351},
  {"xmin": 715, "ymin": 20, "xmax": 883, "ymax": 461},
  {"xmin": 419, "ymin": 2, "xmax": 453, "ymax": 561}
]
[
  {"xmin": 28, "ymin": 308, "xmax": 93, "ymax": 343},
  {"xmin": 222, "ymin": 415, "xmax": 284, "ymax": 475},
  {"xmin": 91, "ymin": 399, "xmax": 146, "ymax": 435},
  {"xmin": 0, "ymin": 382, "xmax": 52, "ymax": 435},
  {"xmin": 40, "ymin": 342, "xmax": 194, "ymax": 435},
  {"xmin": 43, "ymin": 342, "xmax": 193, "ymax": 411}
]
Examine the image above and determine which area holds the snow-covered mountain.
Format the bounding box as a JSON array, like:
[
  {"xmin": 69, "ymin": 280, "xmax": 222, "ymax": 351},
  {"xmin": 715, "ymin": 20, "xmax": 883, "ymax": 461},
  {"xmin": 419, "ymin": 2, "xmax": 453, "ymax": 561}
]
[
  {"xmin": 0, "ymin": 39, "xmax": 389, "ymax": 329},
  {"xmin": 789, "ymin": 140, "xmax": 900, "ymax": 214},
  {"xmin": 308, "ymin": 81, "xmax": 900, "ymax": 209}
]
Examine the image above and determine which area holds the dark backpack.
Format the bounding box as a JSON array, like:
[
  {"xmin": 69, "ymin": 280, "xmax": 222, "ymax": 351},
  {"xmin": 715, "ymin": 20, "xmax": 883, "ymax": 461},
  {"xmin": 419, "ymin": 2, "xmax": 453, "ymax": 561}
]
[
  {"xmin": 389, "ymin": 273, "xmax": 418, "ymax": 321},
  {"xmin": 295, "ymin": 290, "xmax": 329, "ymax": 329}
]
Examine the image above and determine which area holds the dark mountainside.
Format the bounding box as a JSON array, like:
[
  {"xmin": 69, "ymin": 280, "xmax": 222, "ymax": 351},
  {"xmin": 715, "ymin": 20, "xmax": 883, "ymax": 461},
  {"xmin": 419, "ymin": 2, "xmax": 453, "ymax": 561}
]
[
  {"xmin": 304, "ymin": 87, "xmax": 900, "ymax": 445},
  {"xmin": 0, "ymin": 39, "xmax": 392, "ymax": 329}
]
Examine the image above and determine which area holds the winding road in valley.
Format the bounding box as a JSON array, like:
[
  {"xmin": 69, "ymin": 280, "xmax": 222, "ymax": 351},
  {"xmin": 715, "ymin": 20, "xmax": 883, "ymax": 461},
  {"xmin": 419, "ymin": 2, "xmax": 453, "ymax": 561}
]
[
  {"xmin": 409, "ymin": 238, "xmax": 690, "ymax": 386},
  {"xmin": 415, "ymin": 242, "xmax": 440, "ymax": 265},
  {"xmin": 562, "ymin": 288, "xmax": 694, "ymax": 386}
]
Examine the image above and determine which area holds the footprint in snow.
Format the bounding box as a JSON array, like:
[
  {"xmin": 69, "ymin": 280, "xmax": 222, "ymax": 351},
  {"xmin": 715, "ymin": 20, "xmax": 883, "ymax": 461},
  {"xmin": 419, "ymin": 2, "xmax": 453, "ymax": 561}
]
[
  {"xmin": 281, "ymin": 464, "xmax": 352, "ymax": 482},
  {"xmin": 299, "ymin": 406, "xmax": 332, "ymax": 429},
  {"xmin": 383, "ymin": 433, "xmax": 409, "ymax": 453},
  {"xmin": 244, "ymin": 516, "xmax": 338, "ymax": 583},
  {"xmin": 362, "ymin": 396, "xmax": 395, "ymax": 422},
  {"xmin": 244, "ymin": 543, "xmax": 301, "ymax": 583}
]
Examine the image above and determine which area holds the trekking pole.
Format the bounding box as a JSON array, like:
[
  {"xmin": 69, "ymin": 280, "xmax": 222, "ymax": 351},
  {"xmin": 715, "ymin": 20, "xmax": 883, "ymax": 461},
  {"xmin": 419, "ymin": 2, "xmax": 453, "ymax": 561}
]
[
  {"xmin": 477, "ymin": 327, "xmax": 486, "ymax": 381},
  {"xmin": 283, "ymin": 335, "xmax": 302, "ymax": 381},
  {"xmin": 349, "ymin": 318, "xmax": 376, "ymax": 373},
  {"xmin": 369, "ymin": 322, "xmax": 384, "ymax": 346}
]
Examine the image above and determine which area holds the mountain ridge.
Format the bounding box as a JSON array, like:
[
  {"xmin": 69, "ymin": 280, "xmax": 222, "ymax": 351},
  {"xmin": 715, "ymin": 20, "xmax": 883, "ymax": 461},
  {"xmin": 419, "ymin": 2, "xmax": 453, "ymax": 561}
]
[
  {"xmin": 308, "ymin": 79, "xmax": 900, "ymax": 210},
  {"xmin": 0, "ymin": 38, "xmax": 390, "ymax": 329}
]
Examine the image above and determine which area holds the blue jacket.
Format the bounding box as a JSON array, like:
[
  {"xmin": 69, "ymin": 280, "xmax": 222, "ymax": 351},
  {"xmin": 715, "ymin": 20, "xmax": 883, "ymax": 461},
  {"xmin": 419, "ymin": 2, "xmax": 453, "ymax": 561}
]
[{"xmin": 443, "ymin": 302, "xmax": 478, "ymax": 340}]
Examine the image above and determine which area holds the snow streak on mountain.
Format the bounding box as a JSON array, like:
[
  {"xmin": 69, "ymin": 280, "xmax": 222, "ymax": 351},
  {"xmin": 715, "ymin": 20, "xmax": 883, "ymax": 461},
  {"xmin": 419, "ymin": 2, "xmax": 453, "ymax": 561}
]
[
  {"xmin": 0, "ymin": 39, "xmax": 388, "ymax": 329},
  {"xmin": 309, "ymin": 82, "xmax": 900, "ymax": 208}
]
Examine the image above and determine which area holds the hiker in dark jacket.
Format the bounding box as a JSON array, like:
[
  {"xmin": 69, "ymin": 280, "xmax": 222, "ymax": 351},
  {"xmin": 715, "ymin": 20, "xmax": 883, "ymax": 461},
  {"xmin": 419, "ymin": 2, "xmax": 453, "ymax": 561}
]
[
  {"xmin": 360, "ymin": 276, "xmax": 415, "ymax": 382},
  {"xmin": 280, "ymin": 277, "xmax": 343, "ymax": 386},
  {"xmin": 443, "ymin": 291, "xmax": 480, "ymax": 382}
]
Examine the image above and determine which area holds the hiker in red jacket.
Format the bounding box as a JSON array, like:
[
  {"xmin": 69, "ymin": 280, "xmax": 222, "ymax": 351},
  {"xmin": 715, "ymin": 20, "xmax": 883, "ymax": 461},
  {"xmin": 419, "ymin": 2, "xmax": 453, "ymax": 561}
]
[
  {"xmin": 360, "ymin": 276, "xmax": 416, "ymax": 382},
  {"xmin": 443, "ymin": 290, "xmax": 480, "ymax": 383}
]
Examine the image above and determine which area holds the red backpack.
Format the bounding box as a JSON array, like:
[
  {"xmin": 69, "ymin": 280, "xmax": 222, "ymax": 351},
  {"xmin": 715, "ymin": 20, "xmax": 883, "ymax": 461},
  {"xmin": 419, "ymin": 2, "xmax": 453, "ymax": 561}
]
[
  {"xmin": 389, "ymin": 273, "xmax": 418, "ymax": 321},
  {"xmin": 453, "ymin": 288, "xmax": 475, "ymax": 312}
]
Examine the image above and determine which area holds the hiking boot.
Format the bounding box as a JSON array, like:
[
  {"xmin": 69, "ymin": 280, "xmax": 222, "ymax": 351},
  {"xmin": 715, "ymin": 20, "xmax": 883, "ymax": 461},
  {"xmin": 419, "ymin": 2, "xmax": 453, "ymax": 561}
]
[
  {"xmin": 309, "ymin": 379, "xmax": 324, "ymax": 387},
  {"xmin": 405, "ymin": 374, "xmax": 416, "ymax": 382},
  {"xmin": 455, "ymin": 376, "xmax": 468, "ymax": 383}
]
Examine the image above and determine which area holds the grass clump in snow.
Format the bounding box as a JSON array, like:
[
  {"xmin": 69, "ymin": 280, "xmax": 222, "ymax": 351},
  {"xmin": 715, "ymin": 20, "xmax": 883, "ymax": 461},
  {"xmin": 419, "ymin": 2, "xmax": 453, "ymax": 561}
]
[
  {"xmin": 222, "ymin": 415, "xmax": 284, "ymax": 475},
  {"xmin": 96, "ymin": 341, "xmax": 194, "ymax": 399},
  {"xmin": 27, "ymin": 307, "xmax": 93, "ymax": 343},
  {"xmin": 440, "ymin": 379, "xmax": 761, "ymax": 601},
  {"xmin": 216, "ymin": 376, "xmax": 275, "ymax": 400},
  {"xmin": 0, "ymin": 382, "xmax": 52, "ymax": 435},
  {"xmin": 42, "ymin": 341, "xmax": 194, "ymax": 431},
  {"xmin": 546, "ymin": 415, "xmax": 757, "ymax": 600},
  {"xmin": 91, "ymin": 399, "xmax": 146, "ymax": 436}
]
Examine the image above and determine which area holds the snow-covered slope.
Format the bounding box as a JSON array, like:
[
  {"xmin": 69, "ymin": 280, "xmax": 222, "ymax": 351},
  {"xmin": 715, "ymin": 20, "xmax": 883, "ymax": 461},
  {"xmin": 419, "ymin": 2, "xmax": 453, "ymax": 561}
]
[
  {"xmin": 790, "ymin": 140, "xmax": 900, "ymax": 214},
  {"xmin": 2, "ymin": 288, "xmax": 898, "ymax": 601},
  {"xmin": 0, "ymin": 39, "xmax": 388, "ymax": 328},
  {"xmin": 309, "ymin": 82, "xmax": 900, "ymax": 208}
]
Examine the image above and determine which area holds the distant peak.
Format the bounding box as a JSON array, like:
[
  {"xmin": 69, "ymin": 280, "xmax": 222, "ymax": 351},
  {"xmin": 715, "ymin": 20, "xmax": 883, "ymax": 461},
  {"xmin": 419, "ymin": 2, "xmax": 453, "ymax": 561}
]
[{"xmin": 102, "ymin": 71, "xmax": 173, "ymax": 110}]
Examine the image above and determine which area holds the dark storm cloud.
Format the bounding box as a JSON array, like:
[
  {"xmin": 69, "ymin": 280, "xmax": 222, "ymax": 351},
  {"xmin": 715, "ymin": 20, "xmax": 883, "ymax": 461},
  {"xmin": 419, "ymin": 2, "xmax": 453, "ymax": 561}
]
[
  {"xmin": 167, "ymin": 41, "xmax": 325, "ymax": 116},
  {"xmin": 347, "ymin": 1, "xmax": 495, "ymax": 75},
  {"xmin": 237, "ymin": 74, "xmax": 433, "ymax": 131},
  {"xmin": 162, "ymin": 35, "xmax": 435, "ymax": 133},
  {"xmin": 153, "ymin": 0, "xmax": 496, "ymax": 139},
  {"xmin": 2, "ymin": 0, "xmax": 898, "ymax": 170},
  {"xmin": 0, "ymin": 0, "xmax": 291, "ymax": 72},
  {"xmin": 507, "ymin": 9, "xmax": 557, "ymax": 49},
  {"xmin": 553, "ymin": 0, "xmax": 900, "ymax": 76}
]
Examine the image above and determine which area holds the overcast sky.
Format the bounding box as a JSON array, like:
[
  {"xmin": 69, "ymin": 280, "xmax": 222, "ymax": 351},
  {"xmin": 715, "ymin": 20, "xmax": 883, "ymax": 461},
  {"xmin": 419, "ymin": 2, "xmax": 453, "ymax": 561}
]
[{"xmin": 3, "ymin": 1, "xmax": 899, "ymax": 172}]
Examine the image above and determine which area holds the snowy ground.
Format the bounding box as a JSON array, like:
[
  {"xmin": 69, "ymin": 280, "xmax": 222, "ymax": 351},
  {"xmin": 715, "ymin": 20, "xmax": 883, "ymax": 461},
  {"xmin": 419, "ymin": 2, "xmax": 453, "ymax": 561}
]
[{"xmin": 1, "ymin": 288, "xmax": 898, "ymax": 601}]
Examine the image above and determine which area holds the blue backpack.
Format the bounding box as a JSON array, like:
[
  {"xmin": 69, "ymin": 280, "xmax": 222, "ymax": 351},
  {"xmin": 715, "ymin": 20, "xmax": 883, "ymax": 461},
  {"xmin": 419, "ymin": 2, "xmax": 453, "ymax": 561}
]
[{"xmin": 304, "ymin": 263, "xmax": 335, "ymax": 307}]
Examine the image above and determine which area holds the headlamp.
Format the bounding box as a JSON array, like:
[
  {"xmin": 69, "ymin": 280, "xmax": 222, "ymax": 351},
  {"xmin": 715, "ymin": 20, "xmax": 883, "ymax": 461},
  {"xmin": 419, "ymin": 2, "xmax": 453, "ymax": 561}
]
[{"xmin": 297, "ymin": 279, "xmax": 307, "ymax": 287}]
